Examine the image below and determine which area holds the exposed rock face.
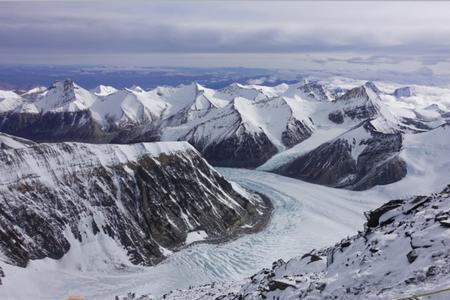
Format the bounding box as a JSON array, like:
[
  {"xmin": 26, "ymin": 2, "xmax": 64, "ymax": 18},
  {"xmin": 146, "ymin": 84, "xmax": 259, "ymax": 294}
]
[
  {"xmin": 199, "ymin": 127, "xmax": 278, "ymax": 168},
  {"xmin": 281, "ymin": 117, "xmax": 313, "ymax": 148},
  {"xmin": 276, "ymin": 138, "xmax": 356, "ymax": 186},
  {"xmin": 335, "ymin": 83, "xmax": 380, "ymax": 120},
  {"xmin": 349, "ymin": 130, "xmax": 406, "ymax": 190},
  {"xmin": 0, "ymin": 111, "xmax": 111, "ymax": 143},
  {"xmin": 0, "ymin": 140, "xmax": 271, "ymax": 268},
  {"xmin": 328, "ymin": 110, "xmax": 344, "ymax": 124},
  {"xmin": 159, "ymin": 185, "xmax": 450, "ymax": 300},
  {"xmin": 274, "ymin": 122, "xmax": 407, "ymax": 190},
  {"xmin": 297, "ymin": 81, "xmax": 329, "ymax": 101}
]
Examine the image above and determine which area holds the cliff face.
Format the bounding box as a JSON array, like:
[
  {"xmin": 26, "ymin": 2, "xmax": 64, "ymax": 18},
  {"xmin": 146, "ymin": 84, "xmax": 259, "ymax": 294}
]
[
  {"xmin": 0, "ymin": 139, "xmax": 270, "ymax": 268},
  {"xmin": 274, "ymin": 122, "xmax": 407, "ymax": 190}
]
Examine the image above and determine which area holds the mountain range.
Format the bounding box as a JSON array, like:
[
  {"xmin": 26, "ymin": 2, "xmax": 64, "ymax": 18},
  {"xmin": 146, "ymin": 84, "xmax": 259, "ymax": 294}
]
[
  {"xmin": 0, "ymin": 79, "xmax": 449, "ymax": 190},
  {"xmin": 1, "ymin": 77, "xmax": 450, "ymax": 299}
]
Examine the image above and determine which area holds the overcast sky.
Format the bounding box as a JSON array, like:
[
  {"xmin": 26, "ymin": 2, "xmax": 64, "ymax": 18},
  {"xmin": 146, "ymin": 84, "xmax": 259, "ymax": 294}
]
[{"xmin": 2, "ymin": 1, "xmax": 450, "ymax": 76}]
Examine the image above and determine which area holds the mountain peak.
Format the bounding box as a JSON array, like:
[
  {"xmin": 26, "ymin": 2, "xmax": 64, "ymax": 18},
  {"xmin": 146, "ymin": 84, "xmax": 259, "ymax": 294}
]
[
  {"xmin": 48, "ymin": 79, "xmax": 78, "ymax": 105},
  {"xmin": 92, "ymin": 85, "xmax": 118, "ymax": 96},
  {"xmin": 336, "ymin": 82, "xmax": 381, "ymax": 103},
  {"xmin": 364, "ymin": 81, "xmax": 381, "ymax": 94},
  {"xmin": 298, "ymin": 81, "xmax": 328, "ymax": 101}
]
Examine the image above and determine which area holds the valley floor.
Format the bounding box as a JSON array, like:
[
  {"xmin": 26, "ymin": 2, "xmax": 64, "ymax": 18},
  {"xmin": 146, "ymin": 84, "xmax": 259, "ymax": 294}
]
[{"xmin": 0, "ymin": 168, "xmax": 442, "ymax": 300}]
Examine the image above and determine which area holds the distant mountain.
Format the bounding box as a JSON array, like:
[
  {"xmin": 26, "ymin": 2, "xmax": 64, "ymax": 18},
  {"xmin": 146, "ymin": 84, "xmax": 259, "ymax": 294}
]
[{"xmin": 0, "ymin": 78, "xmax": 449, "ymax": 189}]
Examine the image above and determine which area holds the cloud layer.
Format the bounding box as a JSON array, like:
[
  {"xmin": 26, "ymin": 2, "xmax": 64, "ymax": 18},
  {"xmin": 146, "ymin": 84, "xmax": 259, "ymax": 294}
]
[{"xmin": 1, "ymin": 1, "xmax": 450, "ymax": 73}]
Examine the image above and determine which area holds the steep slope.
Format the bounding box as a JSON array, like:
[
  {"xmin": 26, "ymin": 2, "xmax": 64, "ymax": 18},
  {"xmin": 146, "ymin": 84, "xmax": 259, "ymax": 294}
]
[
  {"xmin": 0, "ymin": 139, "xmax": 271, "ymax": 269},
  {"xmin": 273, "ymin": 121, "xmax": 406, "ymax": 190},
  {"xmin": 159, "ymin": 184, "xmax": 450, "ymax": 300},
  {"xmin": 158, "ymin": 82, "xmax": 228, "ymax": 128},
  {"xmin": 162, "ymin": 96, "xmax": 314, "ymax": 167},
  {"xmin": 297, "ymin": 81, "xmax": 330, "ymax": 101},
  {"xmin": 0, "ymin": 90, "xmax": 23, "ymax": 112},
  {"xmin": 0, "ymin": 132, "xmax": 35, "ymax": 150},
  {"xmin": 263, "ymin": 81, "xmax": 450, "ymax": 190},
  {"xmin": 0, "ymin": 80, "xmax": 110, "ymax": 142},
  {"xmin": 26, "ymin": 79, "xmax": 97, "ymax": 113},
  {"xmin": 91, "ymin": 88, "xmax": 168, "ymax": 127}
]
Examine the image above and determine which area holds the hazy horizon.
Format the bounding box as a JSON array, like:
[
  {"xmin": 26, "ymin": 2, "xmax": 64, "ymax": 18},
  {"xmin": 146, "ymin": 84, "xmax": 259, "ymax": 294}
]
[{"xmin": 1, "ymin": 1, "xmax": 450, "ymax": 75}]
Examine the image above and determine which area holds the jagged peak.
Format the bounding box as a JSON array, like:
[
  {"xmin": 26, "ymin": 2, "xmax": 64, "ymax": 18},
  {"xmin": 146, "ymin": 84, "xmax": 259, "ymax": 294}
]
[
  {"xmin": 297, "ymin": 80, "xmax": 328, "ymax": 101},
  {"xmin": 191, "ymin": 81, "xmax": 205, "ymax": 93},
  {"xmin": 364, "ymin": 81, "xmax": 381, "ymax": 94},
  {"xmin": 50, "ymin": 79, "xmax": 77, "ymax": 91},
  {"xmin": 336, "ymin": 82, "xmax": 381, "ymax": 103}
]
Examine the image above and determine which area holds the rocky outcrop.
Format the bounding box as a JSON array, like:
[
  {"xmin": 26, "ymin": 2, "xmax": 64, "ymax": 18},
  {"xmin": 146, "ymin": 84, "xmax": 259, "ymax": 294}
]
[
  {"xmin": 297, "ymin": 81, "xmax": 329, "ymax": 101},
  {"xmin": 281, "ymin": 117, "xmax": 313, "ymax": 148},
  {"xmin": 334, "ymin": 82, "xmax": 380, "ymax": 120},
  {"xmin": 0, "ymin": 111, "xmax": 111, "ymax": 143},
  {"xmin": 0, "ymin": 140, "xmax": 271, "ymax": 268},
  {"xmin": 200, "ymin": 128, "xmax": 278, "ymax": 168},
  {"xmin": 158, "ymin": 185, "xmax": 450, "ymax": 300},
  {"xmin": 328, "ymin": 110, "xmax": 344, "ymax": 124}
]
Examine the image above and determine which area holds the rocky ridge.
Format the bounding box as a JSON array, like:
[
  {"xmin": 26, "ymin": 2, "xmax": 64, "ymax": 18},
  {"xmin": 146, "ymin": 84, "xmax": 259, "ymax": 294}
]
[{"xmin": 155, "ymin": 184, "xmax": 450, "ymax": 300}]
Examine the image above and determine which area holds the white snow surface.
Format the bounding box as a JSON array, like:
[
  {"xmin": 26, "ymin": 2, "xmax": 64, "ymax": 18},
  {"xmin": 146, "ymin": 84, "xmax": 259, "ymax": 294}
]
[
  {"xmin": 0, "ymin": 141, "xmax": 194, "ymax": 186},
  {"xmin": 185, "ymin": 231, "xmax": 208, "ymax": 245}
]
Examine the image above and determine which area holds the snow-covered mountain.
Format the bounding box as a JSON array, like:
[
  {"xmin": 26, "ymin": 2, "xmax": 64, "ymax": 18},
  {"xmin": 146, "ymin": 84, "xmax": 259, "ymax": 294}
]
[
  {"xmin": 0, "ymin": 136, "xmax": 270, "ymax": 270},
  {"xmin": 273, "ymin": 121, "xmax": 407, "ymax": 190},
  {"xmin": 0, "ymin": 78, "xmax": 449, "ymax": 188},
  {"xmin": 155, "ymin": 184, "xmax": 450, "ymax": 300}
]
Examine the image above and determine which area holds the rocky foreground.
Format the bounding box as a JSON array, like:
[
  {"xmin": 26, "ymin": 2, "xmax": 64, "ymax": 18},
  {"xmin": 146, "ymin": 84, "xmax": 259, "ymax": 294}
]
[{"xmin": 127, "ymin": 184, "xmax": 450, "ymax": 300}]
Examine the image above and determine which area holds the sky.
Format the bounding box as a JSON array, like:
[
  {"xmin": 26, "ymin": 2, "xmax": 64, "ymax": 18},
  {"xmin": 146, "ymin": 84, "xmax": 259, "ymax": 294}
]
[{"xmin": 2, "ymin": 1, "xmax": 450, "ymax": 80}]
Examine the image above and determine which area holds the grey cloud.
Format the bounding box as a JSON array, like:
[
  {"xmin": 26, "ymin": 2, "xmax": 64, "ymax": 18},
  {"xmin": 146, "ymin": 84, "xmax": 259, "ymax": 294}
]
[{"xmin": 1, "ymin": 1, "xmax": 450, "ymax": 68}]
